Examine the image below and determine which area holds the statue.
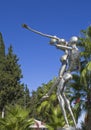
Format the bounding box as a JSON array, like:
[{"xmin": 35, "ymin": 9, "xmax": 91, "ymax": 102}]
[
  {"xmin": 42, "ymin": 36, "xmax": 80, "ymax": 129},
  {"xmin": 22, "ymin": 24, "xmax": 80, "ymax": 129}
]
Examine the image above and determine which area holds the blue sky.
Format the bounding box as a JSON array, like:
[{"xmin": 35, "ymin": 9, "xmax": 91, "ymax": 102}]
[{"xmin": 0, "ymin": 0, "xmax": 91, "ymax": 93}]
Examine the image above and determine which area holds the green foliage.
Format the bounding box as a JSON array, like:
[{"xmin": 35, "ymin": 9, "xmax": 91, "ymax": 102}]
[
  {"xmin": 0, "ymin": 45, "xmax": 25, "ymax": 110},
  {"xmin": 0, "ymin": 105, "xmax": 34, "ymax": 130},
  {"xmin": 29, "ymin": 79, "xmax": 55, "ymax": 119},
  {"xmin": 80, "ymin": 62, "xmax": 91, "ymax": 87},
  {"xmin": 0, "ymin": 34, "xmax": 31, "ymax": 116},
  {"xmin": 0, "ymin": 32, "xmax": 5, "ymax": 58},
  {"xmin": 87, "ymin": 26, "xmax": 91, "ymax": 38},
  {"xmin": 71, "ymin": 25, "xmax": 91, "ymax": 129},
  {"xmin": 33, "ymin": 79, "xmax": 75, "ymax": 128},
  {"xmin": 46, "ymin": 105, "xmax": 65, "ymax": 129},
  {"xmin": 24, "ymin": 85, "xmax": 31, "ymax": 108}
]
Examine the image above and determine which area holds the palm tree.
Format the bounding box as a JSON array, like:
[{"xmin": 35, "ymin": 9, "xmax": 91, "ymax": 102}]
[
  {"xmin": 79, "ymin": 26, "xmax": 91, "ymax": 130},
  {"xmin": 46, "ymin": 104, "xmax": 65, "ymax": 130},
  {"xmin": 0, "ymin": 105, "xmax": 34, "ymax": 130},
  {"xmin": 37, "ymin": 79, "xmax": 57, "ymax": 122},
  {"xmin": 69, "ymin": 26, "xmax": 91, "ymax": 130},
  {"xmin": 69, "ymin": 74, "xmax": 86, "ymax": 124}
]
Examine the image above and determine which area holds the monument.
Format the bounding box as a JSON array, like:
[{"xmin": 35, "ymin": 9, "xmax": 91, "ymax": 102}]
[{"xmin": 22, "ymin": 24, "xmax": 80, "ymax": 130}]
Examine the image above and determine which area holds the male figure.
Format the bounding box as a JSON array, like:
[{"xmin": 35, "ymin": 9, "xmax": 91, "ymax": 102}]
[{"xmin": 42, "ymin": 36, "xmax": 80, "ymax": 128}]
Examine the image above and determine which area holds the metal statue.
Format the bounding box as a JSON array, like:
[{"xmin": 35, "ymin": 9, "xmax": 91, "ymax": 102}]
[
  {"xmin": 42, "ymin": 36, "xmax": 80, "ymax": 128},
  {"xmin": 22, "ymin": 24, "xmax": 80, "ymax": 128}
]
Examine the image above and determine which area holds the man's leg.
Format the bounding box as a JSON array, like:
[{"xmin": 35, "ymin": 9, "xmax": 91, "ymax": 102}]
[{"xmin": 41, "ymin": 78, "xmax": 60, "ymax": 101}]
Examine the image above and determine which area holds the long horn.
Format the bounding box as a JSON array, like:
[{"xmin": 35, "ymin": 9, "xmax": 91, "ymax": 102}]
[{"xmin": 22, "ymin": 24, "xmax": 59, "ymax": 40}]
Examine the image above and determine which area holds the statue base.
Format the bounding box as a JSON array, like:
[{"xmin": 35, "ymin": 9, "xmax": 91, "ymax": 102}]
[{"xmin": 57, "ymin": 126, "xmax": 78, "ymax": 130}]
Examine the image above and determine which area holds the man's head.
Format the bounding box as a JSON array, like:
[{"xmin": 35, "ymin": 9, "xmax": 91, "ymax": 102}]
[{"xmin": 69, "ymin": 36, "xmax": 78, "ymax": 45}]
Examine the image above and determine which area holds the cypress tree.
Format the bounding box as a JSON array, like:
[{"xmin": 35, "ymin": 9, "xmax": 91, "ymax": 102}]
[
  {"xmin": 0, "ymin": 32, "xmax": 5, "ymax": 58},
  {"xmin": 24, "ymin": 85, "xmax": 31, "ymax": 108},
  {"xmin": 0, "ymin": 33, "xmax": 31, "ymax": 117},
  {"xmin": 0, "ymin": 32, "xmax": 6, "ymax": 114},
  {"xmin": 0, "ymin": 32, "xmax": 5, "ymax": 77},
  {"xmin": 4, "ymin": 45, "xmax": 25, "ymax": 105}
]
